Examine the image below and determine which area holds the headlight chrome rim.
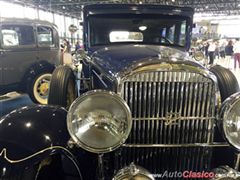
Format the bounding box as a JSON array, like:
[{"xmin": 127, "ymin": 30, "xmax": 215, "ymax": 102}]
[
  {"xmin": 67, "ymin": 90, "xmax": 132, "ymax": 153},
  {"xmin": 113, "ymin": 163, "xmax": 155, "ymax": 180},
  {"xmin": 220, "ymin": 92, "xmax": 240, "ymax": 151}
]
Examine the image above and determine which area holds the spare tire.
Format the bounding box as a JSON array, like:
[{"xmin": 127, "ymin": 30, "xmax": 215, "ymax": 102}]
[
  {"xmin": 48, "ymin": 66, "xmax": 76, "ymax": 108},
  {"xmin": 210, "ymin": 65, "xmax": 239, "ymax": 102}
]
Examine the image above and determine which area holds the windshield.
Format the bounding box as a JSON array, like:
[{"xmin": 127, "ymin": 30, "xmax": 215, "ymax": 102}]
[{"xmin": 88, "ymin": 14, "xmax": 189, "ymax": 47}]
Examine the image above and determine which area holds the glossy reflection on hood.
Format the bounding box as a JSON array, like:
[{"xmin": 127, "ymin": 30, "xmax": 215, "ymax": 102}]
[{"xmin": 90, "ymin": 44, "xmax": 191, "ymax": 78}]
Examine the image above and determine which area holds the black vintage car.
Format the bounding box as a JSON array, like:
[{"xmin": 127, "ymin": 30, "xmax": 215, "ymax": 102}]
[
  {"xmin": 1, "ymin": 4, "xmax": 240, "ymax": 180},
  {"xmin": 0, "ymin": 18, "xmax": 60, "ymax": 104}
]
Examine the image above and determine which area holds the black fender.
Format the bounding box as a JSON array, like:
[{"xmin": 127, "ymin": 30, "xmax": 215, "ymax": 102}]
[
  {"xmin": 0, "ymin": 105, "xmax": 81, "ymax": 178},
  {"xmin": 19, "ymin": 60, "xmax": 55, "ymax": 92}
]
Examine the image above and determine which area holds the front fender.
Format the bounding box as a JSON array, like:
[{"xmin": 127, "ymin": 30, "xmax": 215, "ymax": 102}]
[{"xmin": 0, "ymin": 105, "xmax": 73, "ymax": 176}]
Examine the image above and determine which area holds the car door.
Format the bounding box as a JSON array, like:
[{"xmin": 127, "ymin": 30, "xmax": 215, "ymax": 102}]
[
  {"xmin": 0, "ymin": 23, "xmax": 37, "ymax": 87},
  {"xmin": 36, "ymin": 25, "xmax": 60, "ymax": 66}
]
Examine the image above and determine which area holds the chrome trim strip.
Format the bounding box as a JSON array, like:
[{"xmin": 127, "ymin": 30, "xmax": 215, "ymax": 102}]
[
  {"xmin": 122, "ymin": 143, "xmax": 229, "ymax": 148},
  {"xmin": 92, "ymin": 69, "xmax": 108, "ymax": 88},
  {"xmin": 0, "ymin": 146, "xmax": 70, "ymax": 163},
  {"xmin": 132, "ymin": 117, "xmax": 216, "ymax": 121},
  {"xmin": 0, "ymin": 146, "xmax": 83, "ymax": 179},
  {"xmin": 117, "ymin": 60, "xmax": 216, "ymax": 83}
]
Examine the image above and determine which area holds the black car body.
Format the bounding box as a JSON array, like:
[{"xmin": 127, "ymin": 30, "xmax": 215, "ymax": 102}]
[
  {"xmin": 0, "ymin": 18, "xmax": 60, "ymax": 104},
  {"xmin": 1, "ymin": 4, "xmax": 240, "ymax": 180}
]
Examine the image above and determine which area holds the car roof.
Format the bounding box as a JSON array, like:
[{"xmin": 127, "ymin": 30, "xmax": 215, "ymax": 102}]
[
  {"xmin": 0, "ymin": 17, "xmax": 57, "ymax": 28},
  {"xmin": 83, "ymin": 3, "xmax": 194, "ymax": 18}
]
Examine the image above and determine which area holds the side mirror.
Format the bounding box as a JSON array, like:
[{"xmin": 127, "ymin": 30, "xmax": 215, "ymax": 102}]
[{"xmin": 193, "ymin": 51, "xmax": 205, "ymax": 61}]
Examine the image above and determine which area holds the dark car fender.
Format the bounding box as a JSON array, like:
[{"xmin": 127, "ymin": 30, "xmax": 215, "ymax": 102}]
[{"xmin": 0, "ymin": 105, "xmax": 81, "ymax": 178}]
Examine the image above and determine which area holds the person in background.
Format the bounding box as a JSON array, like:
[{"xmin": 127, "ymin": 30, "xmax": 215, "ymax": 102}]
[
  {"xmin": 208, "ymin": 40, "xmax": 216, "ymax": 65},
  {"xmin": 63, "ymin": 39, "xmax": 71, "ymax": 53},
  {"xmin": 233, "ymin": 38, "xmax": 240, "ymax": 70},
  {"xmin": 62, "ymin": 39, "xmax": 72, "ymax": 64},
  {"xmin": 215, "ymin": 41, "xmax": 220, "ymax": 60},
  {"xmin": 204, "ymin": 41, "xmax": 209, "ymax": 58},
  {"xmin": 75, "ymin": 40, "xmax": 81, "ymax": 51},
  {"xmin": 219, "ymin": 41, "xmax": 226, "ymax": 60},
  {"xmin": 225, "ymin": 40, "xmax": 234, "ymax": 69}
]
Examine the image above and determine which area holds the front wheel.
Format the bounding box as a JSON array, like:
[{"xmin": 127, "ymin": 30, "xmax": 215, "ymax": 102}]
[
  {"xmin": 28, "ymin": 73, "xmax": 52, "ymax": 104},
  {"xmin": 210, "ymin": 65, "xmax": 239, "ymax": 101},
  {"xmin": 48, "ymin": 65, "xmax": 76, "ymax": 108}
]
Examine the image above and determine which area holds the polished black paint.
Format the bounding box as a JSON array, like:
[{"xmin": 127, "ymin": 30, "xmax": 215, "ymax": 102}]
[{"xmin": 0, "ymin": 105, "xmax": 69, "ymax": 162}]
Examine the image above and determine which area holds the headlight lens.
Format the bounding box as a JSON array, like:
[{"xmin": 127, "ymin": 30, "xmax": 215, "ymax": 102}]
[
  {"xmin": 220, "ymin": 92, "xmax": 240, "ymax": 150},
  {"xmin": 113, "ymin": 163, "xmax": 155, "ymax": 180},
  {"xmin": 67, "ymin": 90, "xmax": 132, "ymax": 153}
]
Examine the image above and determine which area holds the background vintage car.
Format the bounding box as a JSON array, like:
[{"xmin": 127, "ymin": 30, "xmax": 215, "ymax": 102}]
[
  {"xmin": 1, "ymin": 3, "xmax": 240, "ymax": 180},
  {"xmin": 0, "ymin": 18, "xmax": 60, "ymax": 104}
]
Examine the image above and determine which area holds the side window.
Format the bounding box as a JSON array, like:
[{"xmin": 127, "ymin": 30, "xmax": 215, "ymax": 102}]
[
  {"xmin": 37, "ymin": 26, "xmax": 53, "ymax": 46},
  {"xmin": 1, "ymin": 25, "xmax": 34, "ymax": 47},
  {"xmin": 179, "ymin": 20, "xmax": 187, "ymax": 46},
  {"xmin": 167, "ymin": 25, "xmax": 175, "ymax": 42}
]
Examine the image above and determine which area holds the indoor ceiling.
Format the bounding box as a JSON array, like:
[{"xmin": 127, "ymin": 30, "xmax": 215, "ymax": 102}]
[{"xmin": 4, "ymin": 0, "xmax": 240, "ymax": 18}]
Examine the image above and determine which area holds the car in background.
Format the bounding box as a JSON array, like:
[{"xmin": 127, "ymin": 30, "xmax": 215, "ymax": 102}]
[
  {"xmin": 0, "ymin": 18, "xmax": 60, "ymax": 104},
  {"xmin": 1, "ymin": 4, "xmax": 240, "ymax": 180}
]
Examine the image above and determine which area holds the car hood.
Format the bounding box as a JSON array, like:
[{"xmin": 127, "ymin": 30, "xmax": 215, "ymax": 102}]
[{"xmin": 90, "ymin": 44, "xmax": 191, "ymax": 77}]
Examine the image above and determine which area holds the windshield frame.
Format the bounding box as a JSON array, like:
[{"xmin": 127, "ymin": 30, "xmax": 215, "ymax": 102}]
[{"xmin": 86, "ymin": 13, "xmax": 192, "ymax": 50}]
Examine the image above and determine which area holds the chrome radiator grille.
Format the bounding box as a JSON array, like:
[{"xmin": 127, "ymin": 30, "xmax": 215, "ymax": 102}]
[
  {"xmin": 119, "ymin": 70, "xmax": 216, "ymax": 145},
  {"xmin": 105, "ymin": 68, "xmax": 217, "ymax": 178}
]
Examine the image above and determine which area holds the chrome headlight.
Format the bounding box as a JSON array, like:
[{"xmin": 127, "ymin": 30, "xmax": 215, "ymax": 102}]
[
  {"xmin": 113, "ymin": 163, "xmax": 155, "ymax": 180},
  {"xmin": 220, "ymin": 92, "xmax": 240, "ymax": 150},
  {"xmin": 211, "ymin": 166, "xmax": 240, "ymax": 179},
  {"xmin": 67, "ymin": 90, "xmax": 132, "ymax": 153}
]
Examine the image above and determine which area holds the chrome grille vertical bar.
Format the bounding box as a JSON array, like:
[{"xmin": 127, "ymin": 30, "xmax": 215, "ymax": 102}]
[
  {"xmin": 182, "ymin": 72, "xmax": 189, "ymax": 143},
  {"xmin": 206, "ymin": 82, "xmax": 213, "ymax": 143},
  {"xmin": 172, "ymin": 71, "xmax": 177, "ymax": 144},
  {"xmin": 200, "ymin": 78, "xmax": 208, "ymax": 143},
  {"xmin": 196, "ymin": 76, "xmax": 203, "ymax": 143},
  {"xmin": 160, "ymin": 71, "xmax": 164, "ymax": 144},
  {"xmin": 147, "ymin": 73, "xmax": 152, "ymax": 144},
  {"xmin": 187, "ymin": 73, "xmax": 194, "ymax": 143},
  {"xmin": 137, "ymin": 76, "xmax": 143, "ymax": 144},
  {"xmin": 156, "ymin": 72, "xmax": 161, "ymax": 144},
  {"xmin": 191, "ymin": 75, "xmax": 199, "ymax": 143},
  {"xmin": 176, "ymin": 71, "xmax": 182, "ymax": 144},
  {"xmin": 162, "ymin": 71, "xmax": 167, "ymax": 144}
]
